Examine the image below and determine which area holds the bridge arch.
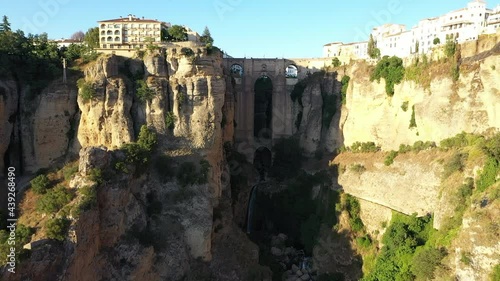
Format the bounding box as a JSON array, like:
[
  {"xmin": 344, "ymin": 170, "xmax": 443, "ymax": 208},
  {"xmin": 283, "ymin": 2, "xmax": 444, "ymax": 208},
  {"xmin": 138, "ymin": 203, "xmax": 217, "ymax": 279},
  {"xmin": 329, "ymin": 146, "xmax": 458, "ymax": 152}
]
[
  {"xmin": 230, "ymin": 64, "xmax": 244, "ymax": 78},
  {"xmin": 254, "ymin": 75, "xmax": 273, "ymax": 139},
  {"xmin": 285, "ymin": 64, "xmax": 298, "ymax": 78}
]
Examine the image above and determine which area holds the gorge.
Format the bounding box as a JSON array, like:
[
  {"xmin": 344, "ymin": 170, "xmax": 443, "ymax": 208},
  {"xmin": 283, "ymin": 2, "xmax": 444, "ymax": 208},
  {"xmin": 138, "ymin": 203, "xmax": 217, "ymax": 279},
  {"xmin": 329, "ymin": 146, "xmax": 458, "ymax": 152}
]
[{"xmin": 0, "ymin": 31, "xmax": 499, "ymax": 281}]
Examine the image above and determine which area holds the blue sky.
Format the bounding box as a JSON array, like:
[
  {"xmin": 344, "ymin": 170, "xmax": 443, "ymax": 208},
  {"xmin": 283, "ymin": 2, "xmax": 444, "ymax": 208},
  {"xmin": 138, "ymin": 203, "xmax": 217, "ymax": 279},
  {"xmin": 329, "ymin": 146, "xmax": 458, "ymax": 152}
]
[{"xmin": 1, "ymin": 0, "xmax": 499, "ymax": 58}]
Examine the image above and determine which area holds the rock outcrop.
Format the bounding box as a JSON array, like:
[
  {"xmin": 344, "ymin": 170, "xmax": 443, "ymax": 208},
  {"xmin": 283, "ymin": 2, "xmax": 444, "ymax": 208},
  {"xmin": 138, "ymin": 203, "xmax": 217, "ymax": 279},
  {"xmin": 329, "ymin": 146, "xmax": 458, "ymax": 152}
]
[
  {"xmin": 77, "ymin": 55, "xmax": 135, "ymax": 149},
  {"xmin": 333, "ymin": 151, "xmax": 443, "ymax": 216}
]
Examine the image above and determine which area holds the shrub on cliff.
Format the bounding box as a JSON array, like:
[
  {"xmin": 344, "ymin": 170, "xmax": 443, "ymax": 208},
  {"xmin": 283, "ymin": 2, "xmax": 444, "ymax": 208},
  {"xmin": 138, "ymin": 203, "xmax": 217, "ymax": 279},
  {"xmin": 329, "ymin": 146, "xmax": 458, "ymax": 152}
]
[
  {"xmin": 442, "ymin": 152, "xmax": 468, "ymax": 179},
  {"xmin": 340, "ymin": 75, "xmax": 350, "ymax": 105},
  {"xmin": 30, "ymin": 174, "xmax": 50, "ymax": 194},
  {"xmin": 332, "ymin": 57, "xmax": 341, "ymax": 67},
  {"xmin": 384, "ymin": 150, "xmax": 398, "ymax": 166},
  {"xmin": 137, "ymin": 125, "xmax": 157, "ymax": 151},
  {"xmin": 350, "ymin": 142, "xmax": 380, "ymax": 153},
  {"xmin": 77, "ymin": 78, "xmax": 96, "ymax": 101},
  {"xmin": 410, "ymin": 247, "xmax": 445, "ymax": 280},
  {"xmin": 135, "ymin": 80, "xmax": 156, "ymax": 102},
  {"xmin": 36, "ymin": 186, "xmax": 75, "ymax": 214},
  {"xmin": 72, "ymin": 185, "xmax": 97, "ymax": 217},
  {"xmin": 45, "ymin": 217, "xmax": 70, "ymax": 241},
  {"xmin": 370, "ymin": 56, "xmax": 404, "ymax": 97},
  {"xmin": 165, "ymin": 111, "xmax": 176, "ymax": 130},
  {"xmin": 180, "ymin": 47, "xmax": 195, "ymax": 57}
]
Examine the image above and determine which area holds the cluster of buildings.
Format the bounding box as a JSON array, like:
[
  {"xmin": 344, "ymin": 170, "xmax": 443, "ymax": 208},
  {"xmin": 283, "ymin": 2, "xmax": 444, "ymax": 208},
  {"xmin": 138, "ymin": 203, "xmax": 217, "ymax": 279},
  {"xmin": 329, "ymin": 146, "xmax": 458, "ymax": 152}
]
[{"xmin": 323, "ymin": 0, "xmax": 500, "ymax": 60}]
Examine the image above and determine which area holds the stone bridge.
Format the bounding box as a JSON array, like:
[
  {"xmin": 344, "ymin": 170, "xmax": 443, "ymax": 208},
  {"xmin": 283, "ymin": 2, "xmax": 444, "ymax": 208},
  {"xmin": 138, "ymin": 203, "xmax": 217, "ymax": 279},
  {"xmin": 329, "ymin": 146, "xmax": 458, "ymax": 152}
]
[{"xmin": 223, "ymin": 57, "xmax": 331, "ymax": 164}]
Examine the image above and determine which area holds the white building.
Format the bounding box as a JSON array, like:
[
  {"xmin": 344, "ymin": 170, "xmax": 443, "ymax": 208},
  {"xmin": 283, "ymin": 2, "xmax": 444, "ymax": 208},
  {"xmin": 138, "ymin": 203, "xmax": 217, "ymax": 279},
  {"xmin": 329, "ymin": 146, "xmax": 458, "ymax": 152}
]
[
  {"xmin": 52, "ymin": 39, "xmax": 82, "ymax": 49},
  {"xmin": 323, "ymin": 0, "xmax": 498, "ymax": 59},
  {"xmin": 485, "ymin": 5, "xmax": 500, "ymax": 33},
  {"xmin": 98, "ymin": 14, "xmax": 171, "ymax": 50},
  {"xmin": 440, "ymin": 0, "xmax": 488, "ymax": 42},
  {"xmin": 322, "ymin": 41, "xmax": 368, "ymax": 61},
  {"xmin": 410, "ymin": 17, "xmax": 443, "ymax": 54},
  {"xmin": 323, "ymin": 42, "xmax": 343, "ymax": 57}
]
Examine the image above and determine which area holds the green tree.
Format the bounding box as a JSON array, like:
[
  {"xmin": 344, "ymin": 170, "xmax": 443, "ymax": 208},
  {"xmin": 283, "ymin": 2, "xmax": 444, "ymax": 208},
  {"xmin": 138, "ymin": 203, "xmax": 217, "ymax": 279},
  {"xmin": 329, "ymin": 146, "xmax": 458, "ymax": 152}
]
[
  {"xmin": 30, "ymin": 174, "xmax": 50, "ymax": 194},
  {"xmin": 167, "ymin": 25, "xmax": 188, "ymax": 42},
  {"xmin": 45, "ymin": 217, "xmax": 70, "ymax": 241},
  {"xmin": 370, "ymin": 56, "xmax": 405, "ymax": 96},
  {"xmin": 161, "ymin": 27, "xmax": 169, "ymax": 41},
  {"xmin": 63, "ymin": 43, "xmax": 86, "ymax": 61},
  {"xmin": 332, "ymin": 57, "xmax": 341, "ymax": 67},
  {"xmin": 433, "ymin": 37, "xmax": 440, "ymax": 45},
  {"xmin": 84, "ymin": 27, "xmax": 99, "ymax": 49},
  {"xmin": 368, "ymin": 34, "xmax": 380, "ymax": 59},
  {"xmin": 137, "ymin": 125, "xmax": 157, "ymax": 151},
  {"xmin": 0, "ymin": 16, "xmax": 11, "ymax": 33},
  {"xmin": 200, "ymin": 26, "xmax": 214, "ymax": 47},
  {"xmin": 135, "ymin": 80, "xmax": 156, "ymax": 102},
  {"xmin": 411, "ymin": 247, "xmax": 445, "ymax": 280},
  {"xmin": 36, "ymin": 186, "xmax": 75, "ymax": 213}
]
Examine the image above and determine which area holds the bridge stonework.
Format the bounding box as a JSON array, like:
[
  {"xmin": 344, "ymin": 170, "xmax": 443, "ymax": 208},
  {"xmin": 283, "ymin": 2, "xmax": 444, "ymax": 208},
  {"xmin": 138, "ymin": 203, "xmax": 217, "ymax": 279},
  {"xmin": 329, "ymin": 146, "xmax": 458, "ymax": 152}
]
[{"xmin": 223, "ymin": 57, "xmax": 331, "ymax": 162}]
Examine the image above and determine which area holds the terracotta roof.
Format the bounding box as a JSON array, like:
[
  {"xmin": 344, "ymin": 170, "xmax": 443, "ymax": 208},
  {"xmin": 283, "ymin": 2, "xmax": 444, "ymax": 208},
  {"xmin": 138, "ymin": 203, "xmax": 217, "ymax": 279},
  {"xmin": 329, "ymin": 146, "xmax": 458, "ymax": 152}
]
[
  {"xmin": 99, "ymin": 18, "xmax": 163, "ymax": 23},
  {"xmin": 324, "ymin": 42, "xmax": 343, "ymax": 46}
]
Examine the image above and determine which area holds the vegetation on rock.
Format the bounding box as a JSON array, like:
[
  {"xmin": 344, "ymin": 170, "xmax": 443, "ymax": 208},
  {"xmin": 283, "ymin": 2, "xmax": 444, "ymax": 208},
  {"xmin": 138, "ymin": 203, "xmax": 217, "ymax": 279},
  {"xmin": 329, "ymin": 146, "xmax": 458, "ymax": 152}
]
[
  {"xmin": 45, "ymin": 217, "xmax": 70, "ymax": 241},
  {"xmin": 167, "ymin": 25, "xmax": 188, "ymax": 42},
  {"xmin": 370, "ymin": 56, "xmax": 405, "ymax": 97},
  {"xmin": 30, "ymin": 174, "xmax": 50, "ymax": 194},
  {"xmin": 135, "ymin": 80, "xmax": 156, "ymax": 102},
  {"xmin": 77, "ymin": 78, "xmax": 96, "ymax": 101}
]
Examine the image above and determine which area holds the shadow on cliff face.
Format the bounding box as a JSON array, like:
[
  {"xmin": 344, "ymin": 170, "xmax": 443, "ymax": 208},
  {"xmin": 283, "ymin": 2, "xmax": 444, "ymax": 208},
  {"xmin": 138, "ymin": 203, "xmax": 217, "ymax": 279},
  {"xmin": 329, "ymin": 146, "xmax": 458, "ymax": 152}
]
[{"xmin": 238, "ymin": 164, "xmax": 364, "ymax": 280}]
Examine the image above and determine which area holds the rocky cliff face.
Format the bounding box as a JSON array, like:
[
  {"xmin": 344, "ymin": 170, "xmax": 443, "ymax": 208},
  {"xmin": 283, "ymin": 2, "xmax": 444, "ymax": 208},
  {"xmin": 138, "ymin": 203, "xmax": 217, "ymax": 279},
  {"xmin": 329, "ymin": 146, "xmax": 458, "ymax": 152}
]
[
  {"xmin": 0, "ymin": 76, "xmax": 78, "ymax": 176},
  {"xmin": 0, "ymin": 79, "xmax": 18, "ymax": 176},
  {"xmin": 23, "ymin": 81, "xmax": 78, "ymax": 172},
  {"xmin": 68, "ymin": 49, "xmax": 254, "ymax": 280},
  {"xmin": 2, "ymin": 47, "xmax": 263, "ymax": 281},
  {"xmin": 298, "ymin": 74, "xmax": 343, "ymax": 155},
  {"xmin": 341, "ymin": 48, "xmax": 499, "ymax": 151},
  {"xmin": 77, "ymin": 55, "xmax": 135, "ymax": 149}
]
